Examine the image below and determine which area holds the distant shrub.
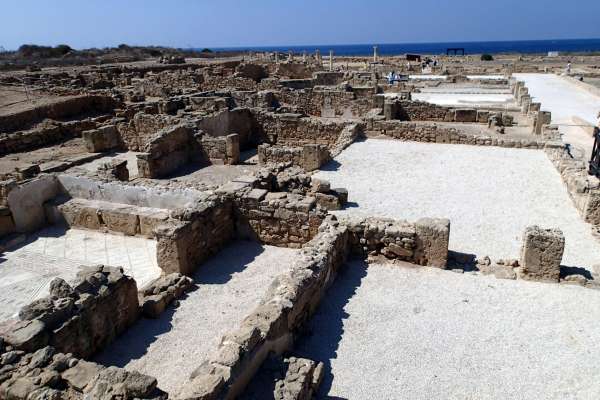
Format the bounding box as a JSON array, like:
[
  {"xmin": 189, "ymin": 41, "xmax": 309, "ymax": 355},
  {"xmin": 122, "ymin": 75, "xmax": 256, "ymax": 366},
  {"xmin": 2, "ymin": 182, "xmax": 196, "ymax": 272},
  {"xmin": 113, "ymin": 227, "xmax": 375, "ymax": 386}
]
[
  {"xmin": 481, "ymin": 54, "xmax": 494, "ymax": 61},
  {"xmin": 201, "ymin": 48, "xmax": 213, "ymax": 53}
]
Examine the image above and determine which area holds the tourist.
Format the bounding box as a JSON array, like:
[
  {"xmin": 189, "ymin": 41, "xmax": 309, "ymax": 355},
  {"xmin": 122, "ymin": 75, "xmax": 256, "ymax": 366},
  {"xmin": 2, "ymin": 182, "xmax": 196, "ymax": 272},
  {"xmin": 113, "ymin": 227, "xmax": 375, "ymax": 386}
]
[
  {"xmin": 387, "ymin": 71, "xmax": 395, "ymax": 84},
  {"xmin": 567, "ymin": 62, "xmax": 572, "ymax": 75}
]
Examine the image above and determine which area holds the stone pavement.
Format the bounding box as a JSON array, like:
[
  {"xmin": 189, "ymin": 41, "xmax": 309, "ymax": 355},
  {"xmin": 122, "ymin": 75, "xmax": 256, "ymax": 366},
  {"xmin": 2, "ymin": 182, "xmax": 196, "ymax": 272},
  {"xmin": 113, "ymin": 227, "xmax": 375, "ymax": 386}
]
[{"xmin": 0, "ymin": 226, "xmax": 160, "ymax": 321}]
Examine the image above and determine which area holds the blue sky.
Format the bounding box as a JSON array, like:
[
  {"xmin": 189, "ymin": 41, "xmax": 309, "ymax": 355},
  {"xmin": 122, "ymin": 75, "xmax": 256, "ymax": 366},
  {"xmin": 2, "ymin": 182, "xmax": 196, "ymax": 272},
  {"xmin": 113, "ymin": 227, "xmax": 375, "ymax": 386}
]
[{"xmin": 2, "ymin": 0, "xmax": 600, "ymax": 50}]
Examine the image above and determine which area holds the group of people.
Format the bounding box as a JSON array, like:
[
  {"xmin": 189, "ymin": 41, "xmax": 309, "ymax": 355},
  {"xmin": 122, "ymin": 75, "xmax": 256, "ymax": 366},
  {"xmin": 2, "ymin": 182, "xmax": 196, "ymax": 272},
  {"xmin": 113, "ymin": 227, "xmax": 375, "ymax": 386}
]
[{"xmin": 386, "ymin": 71, "xmax": 403, "ymax": 84}]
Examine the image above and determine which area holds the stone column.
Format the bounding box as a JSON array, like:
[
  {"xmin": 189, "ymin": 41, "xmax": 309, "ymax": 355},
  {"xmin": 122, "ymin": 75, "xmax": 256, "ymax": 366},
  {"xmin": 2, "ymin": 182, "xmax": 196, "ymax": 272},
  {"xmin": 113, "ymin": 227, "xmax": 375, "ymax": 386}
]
[
  {"xmin": 519, "ymin": 225, "xmax": 564, "ymax": 282},
  {"xmin": 373, "ymin": 45, "xmax": 378, "ymax": 63},
  {"xmin": 288, "ymin": 51, "xmax": 293, "ymax": 62},
  {"xmin": 302, "ymin": 51, "xmax": 307, "ymax": 63},
  {"xmin": 329, "ymin": 50, "xmax": 334, "ymax": 71},
  {"xmin": 315, "ymin": 49, "xmax": 321, "ymax": 65},
  {"xmin": 275, "ymin": 52, "xmax": 279, "ymax": 64}
]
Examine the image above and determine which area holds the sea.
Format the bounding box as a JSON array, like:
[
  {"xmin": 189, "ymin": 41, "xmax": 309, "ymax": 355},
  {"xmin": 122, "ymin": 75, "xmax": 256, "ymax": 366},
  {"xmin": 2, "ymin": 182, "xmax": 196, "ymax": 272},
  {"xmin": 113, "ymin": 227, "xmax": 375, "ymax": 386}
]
[{"xmin": 211, "ymin": 38, "xmax": 600, "ymax": 56}]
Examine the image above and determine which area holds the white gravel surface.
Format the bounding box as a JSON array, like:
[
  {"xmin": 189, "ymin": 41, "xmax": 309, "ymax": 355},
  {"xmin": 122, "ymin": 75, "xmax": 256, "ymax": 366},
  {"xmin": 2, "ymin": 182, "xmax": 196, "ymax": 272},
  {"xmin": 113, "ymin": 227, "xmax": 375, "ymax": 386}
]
[
  {"xmin": 513, "ymin": 73, "xmax": 600, "ymax": 157},
  {"xmin": 314, "ymin": 139, "xmax": 600, "ymax": 267},
  {"xmin": 95, "ymin": 241, "xmax": 298, "ymax": 394},
  {"xmin": 296, "ymin": 260, "xmax": 600, "ymax": 400}
]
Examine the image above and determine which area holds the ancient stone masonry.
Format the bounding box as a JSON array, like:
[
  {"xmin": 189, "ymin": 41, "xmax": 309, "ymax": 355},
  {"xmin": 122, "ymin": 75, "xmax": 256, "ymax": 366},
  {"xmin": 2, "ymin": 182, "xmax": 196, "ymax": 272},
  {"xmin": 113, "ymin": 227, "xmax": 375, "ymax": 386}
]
[
  {"xmin": 200, "ymin": 133, "xmax": 240, "ymax": 165},
  {"xmin": 0, "ymin": 266, "xmax": 138, "ymax": 359},
  {"xmin": 543, "ymin": 140, "xmax": 600, "ymax": 227},
  {"xmin": 372, "ymin": 120, "xmax": 546, "ymax": 149},
  {"xmin": 257, "ymin": 143, "xmax": 330, "ymax": 171},
  {"xmin": 344, "ymin": 216, "xmax": 451, "ymax": 268},
  {"xmin": 178, "ymin": 216, "xmax": 351, "ymax": 400},
  {"xmin": 0, "ymin": 344, "xmax": 165, "ymax": 399},
  {"xmin": 519, "ymin": 226, "xmax": 565, "ymax": 282},
  {"xmin": 276, "ymin": 86, "xmax": 375, "ymax": 118},
  {"xmin": 136, "ymin": 124, "xmax": 196, "ymax": 179},
  {"xmin": 239, "ymin": 356, "xmax": 324, "ymax": 400},
  {"xmin": 139, "ymin": 273, "xmax": 194, "ymax": 318},
  {"xmin": 0, "ymin": 95, "xmax": 119, "ymax": 134}
]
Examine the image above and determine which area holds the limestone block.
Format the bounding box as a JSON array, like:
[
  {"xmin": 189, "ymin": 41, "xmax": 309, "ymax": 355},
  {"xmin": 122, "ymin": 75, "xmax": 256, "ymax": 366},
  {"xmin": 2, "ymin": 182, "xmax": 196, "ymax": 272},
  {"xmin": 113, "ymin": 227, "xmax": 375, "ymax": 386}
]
[
  {"xmin": 82, "ymin": 125, "xmax": 120, "ymax": 153},
  {"xmin": 476, "ymin": 110, "xmax": 490, "ymax": 124},
  {"xmin": 453, "ymin": 108, "xmax": 477, "ymax": 123},
  {"xmin": 226, "ymin": 133, "xmax": 240, "ymax": 164},
  {"xmin": 519, "ymin": 226, "xmax": 564, "ymax": 282},
  {"xmin": 100, "ymin": 204, "xmax": 140, "ymax": 236},
  {"xmin": 414, "ymin": 218, "xmax": 450, "ymax": 268},
  {"xmin": 138, "ymin": 210, "xmax": 170, "ymax": 237}
]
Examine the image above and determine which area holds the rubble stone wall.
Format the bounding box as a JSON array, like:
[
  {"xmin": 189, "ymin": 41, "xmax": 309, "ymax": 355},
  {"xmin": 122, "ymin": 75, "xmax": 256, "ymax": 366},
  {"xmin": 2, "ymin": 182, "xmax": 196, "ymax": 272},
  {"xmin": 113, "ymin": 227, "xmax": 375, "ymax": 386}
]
[
  {"xmin": 0, "ymin": 266, "xmax": 139, "ymax": 359},
  {"xmin": 257, "ymin": 143, "xmax": 330, "ymax": 171},
  {"xmin": 137, "ymin": 124, "xmax": 195, "ymax": 179},
  {"xmin": 178, "ymin": 216, "xmax": 350, "ymax": 400},
  {"xmin": 196, "ymin": 108, "xmax": 257, "ymax": 149},
  {"xmin": 0, "ymin": 95, "xmax": 118, "ymax": 134},
  {"xmin": 372, "ymin": 120, "xmax": 546, "ymax": 149},
  {"xmin": 0, "ymin": 119, "xmax": 97, "ymax": 155},
  {"xmin": 155, "ymin": 198, "xmax": 235, "ymax": 275}
]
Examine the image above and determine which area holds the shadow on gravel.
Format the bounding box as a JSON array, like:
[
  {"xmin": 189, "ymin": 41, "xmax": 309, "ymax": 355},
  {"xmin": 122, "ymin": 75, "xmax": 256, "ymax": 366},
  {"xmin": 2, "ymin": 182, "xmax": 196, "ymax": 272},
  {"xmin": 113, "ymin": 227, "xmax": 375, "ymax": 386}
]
[
  {"xmin": 446, "ymin": 250, "xmax": 479, "ymax": 272},
  {"xmin": 560, "ymin": 265, "xmax": 594, "ymax": 280},
  {"xmin": 293, "ymin": 259, "xmax": 367, "ymax": 399},
  {"xmin": 319, "ymin": 159, "xmax": 342, "ymax": 172},
  {"xmin": 94, "ymin": 240, "xmax": 265, "ymax": 367}
]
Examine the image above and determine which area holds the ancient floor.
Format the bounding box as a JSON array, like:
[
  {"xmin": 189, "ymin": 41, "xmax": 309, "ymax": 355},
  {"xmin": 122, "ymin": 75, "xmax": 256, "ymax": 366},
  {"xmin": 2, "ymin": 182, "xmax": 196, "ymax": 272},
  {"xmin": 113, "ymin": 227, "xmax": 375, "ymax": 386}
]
[
  {"xmin": 314, "ymin": 138, "xmax": 600, "ymax": 268},
  {"xmin": 94, "ymin": 240, "xmax": 298, "ymax": 394},
  {"xmin": 0, "ymin": 226, "xmax": 160, "ymax": 320},
  {"xmin": 412, "ymin": 86, "xmax": 516, "ymax": 108},
  {"xmin": 296, "ymin": 260, "xmax": 600, "ymax": 400},
  {"xmin": 513, "ymin": 73, "xmax": 600, "ymax": 157}
]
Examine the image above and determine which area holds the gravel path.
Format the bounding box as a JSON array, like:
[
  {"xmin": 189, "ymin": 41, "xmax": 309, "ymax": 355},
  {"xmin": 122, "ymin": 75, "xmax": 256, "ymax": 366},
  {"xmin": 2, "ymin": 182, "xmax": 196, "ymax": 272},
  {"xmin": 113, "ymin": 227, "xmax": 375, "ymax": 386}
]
[
  {"xmin": 513, "ymin": 73, "xmax": 600, "ymax": 157},
  {"xmin": 296, "ymin": 260, "xmax": 600, "ymax": 399},
  {"xmin": 314, "ymin": 139, "xmax": 600, "ymax": 267},
  {"xmin": 95, "ymin": 241, "xmax": 298, "ymax": 394}
]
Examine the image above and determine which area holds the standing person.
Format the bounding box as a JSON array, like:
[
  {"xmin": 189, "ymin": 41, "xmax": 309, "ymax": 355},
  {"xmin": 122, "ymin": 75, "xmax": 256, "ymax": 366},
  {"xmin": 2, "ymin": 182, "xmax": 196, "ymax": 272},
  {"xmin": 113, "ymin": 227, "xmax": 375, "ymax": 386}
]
[
  {"xmin": 387, "ymin": 71, "xmax": 395, "ymax": 84},
  {"xmin": 567, "ymin": 62, "xmax": 572, "ymax": 75}
]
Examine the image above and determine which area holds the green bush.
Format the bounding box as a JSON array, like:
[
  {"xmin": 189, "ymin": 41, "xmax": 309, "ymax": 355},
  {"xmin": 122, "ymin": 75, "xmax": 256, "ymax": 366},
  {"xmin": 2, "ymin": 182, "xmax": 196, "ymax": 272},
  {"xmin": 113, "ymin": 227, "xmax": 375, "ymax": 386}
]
[{"xmin": 481, "ymin": 54, "xmax": 494, "ymax": 61}]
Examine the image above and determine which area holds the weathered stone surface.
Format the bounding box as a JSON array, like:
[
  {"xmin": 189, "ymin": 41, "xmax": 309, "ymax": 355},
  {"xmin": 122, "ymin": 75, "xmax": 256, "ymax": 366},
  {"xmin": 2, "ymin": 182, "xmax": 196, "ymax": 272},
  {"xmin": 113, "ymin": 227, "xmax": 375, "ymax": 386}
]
[{"xmin": 519, "ymin": 225, "xmax": 565, "ymax": 282}]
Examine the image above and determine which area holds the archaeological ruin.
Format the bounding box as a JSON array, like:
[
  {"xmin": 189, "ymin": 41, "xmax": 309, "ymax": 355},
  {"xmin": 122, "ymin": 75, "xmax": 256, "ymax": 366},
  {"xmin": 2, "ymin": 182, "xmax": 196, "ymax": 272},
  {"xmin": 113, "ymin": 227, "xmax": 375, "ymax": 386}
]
[{"xmin": 1, "ymin": 48, "xmax": 600, "ymax": 399}]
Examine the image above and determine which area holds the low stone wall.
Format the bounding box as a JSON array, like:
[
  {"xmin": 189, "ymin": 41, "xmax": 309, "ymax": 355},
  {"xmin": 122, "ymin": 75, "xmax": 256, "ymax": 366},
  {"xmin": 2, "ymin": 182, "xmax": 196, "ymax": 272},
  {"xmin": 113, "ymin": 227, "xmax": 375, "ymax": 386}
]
[
  {"xmin": 82, "ymin": 124, "xmax": 122, "ymax": 152},
  {"xmin": 178, "ymin": 213, "xmax": 451, "ymax": 398},
  {"xmin": 139, "ymin": 273, "xmax": 194, "ymax": 318},
  {"xmin": 372, "ymin": 120, "xmax": 546, "ymax": 149},
  {"xmin": 255, "ymin": 112, "xmax": 355, "ymax": 149},
  {"xmin": 397, "ymin": 100, "xmax": 451, "ymax": 121},
  {"xmin": 230, "ymin": 188, "xmax": 328, "ymax": 249},
  {"xmin": 0, "ymin": 266, "xmax": 139, "ymax": 359},
  {"xmin": 0, "ymin": 94, "xmax": 118, "ymax": 134},
  {"xmin": 200, "ymin": 133, "xmax": 240, "ymax": 165},
  {"xmin": 345, "ymin": 216, "xmax": 450, "ymax": 268},
  {"xmin": 178, "ymin": 216, "xmax": 350, "ymax": 399},
  {"xmin": 544, "ymin": 141, "xmax": 600, "ymax": 226},
  {"xmin": 155, "ymin": 198, "xmax": 235, "ymax": 275},
  {"xmin": 137, "ymin": 124, "xmax": 195, "ymax": 178},
  {"xmin": 276, "ymin": 87, "xmax": 375, "ymax": 118},
  {"xmin": 257, "ymin": 143, "xmax": 330, "ymax": 171},
  {"xmin": 0, "ymin": 346, "xmax": 164, "ymax": 399}
]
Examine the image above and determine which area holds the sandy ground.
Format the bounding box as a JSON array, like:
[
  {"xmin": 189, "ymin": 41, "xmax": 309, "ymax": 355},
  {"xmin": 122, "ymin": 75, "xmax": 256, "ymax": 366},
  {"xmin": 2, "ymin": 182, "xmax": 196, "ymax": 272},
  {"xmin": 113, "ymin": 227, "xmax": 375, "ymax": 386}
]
[
  {"xmin": 95, "ymin": 240, "xmax": 298, "ymax": 394},
  {"xmin": 314, "ymin": 139, "xmax": 600, "ymax": 268},
  {"xmin": 513, "ymin": 73, "xmax": 600, "ymax": 157},
  {"xmin": 296, "ymin": 260, "xmax": 600, "ymax": 400}
]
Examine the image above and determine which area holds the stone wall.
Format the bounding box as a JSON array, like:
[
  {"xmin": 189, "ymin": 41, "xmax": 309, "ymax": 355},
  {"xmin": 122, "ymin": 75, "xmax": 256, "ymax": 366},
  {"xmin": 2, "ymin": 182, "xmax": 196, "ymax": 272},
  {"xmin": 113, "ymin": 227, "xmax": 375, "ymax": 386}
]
[
  {"xmin": 0, "ymin": 95, "xmax": 118, "ymax": 134},
  {"xmin": 372, "ymin": 120, "xmax": 546, "ymax": 149},
  {"xmin": 137, "ymin": 124, "xmax": 196, "ymax": 178},
  {"xmin": 0, "ymin": 266, "xmax": 139, "ymax": 359},
  {"xmin": 155, "ymin": 198, "xmax": 235, "ymax": 275},
  {"xmin": 200, "ymin": 133, "xmax": 240, "ymax": 165},
  {"xmin": 255, "ymin": 112, "xmax": 353, "ymax": 149},
  {"xmin": 196, "ymin": 108, "xmax": 257, "ymax": 149},
  {"xmin": 544, "ymin": 141, "xmax": 600, "ymax": 226},
  {"xmin": 117, "ymin": 112, "xmax": 179, "ymax": 152},
  {"xmin": 257, "ymin": 143, "xmax": 330, "ymax": 171},
  {"xmin": 0, "ymin": 346, "xmax": 164, "ymax": 399},
  {"xmin": 396, "ymin": 100, "xmax": 452, "ymax": 121},
  {"xmin": 276, "ymin": 87, "xmax": 375, "ymax": 118},
  {"xmin": 178, "ymin": 213, "xmax": 451, "ymax": 399},
  {"xmin": 178, "ymin": 216, "xmax": 350, "ymax": 399},
  {"xmin": 345, "ymin": 216, "xmax": 450, "ymax": 268}
]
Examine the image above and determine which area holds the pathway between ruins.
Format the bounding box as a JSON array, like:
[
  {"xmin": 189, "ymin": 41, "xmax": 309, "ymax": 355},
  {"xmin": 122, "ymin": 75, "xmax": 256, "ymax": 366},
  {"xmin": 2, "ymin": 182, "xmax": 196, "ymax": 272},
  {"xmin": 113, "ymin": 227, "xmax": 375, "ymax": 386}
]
[
  {"xmin": 514, "ymin": 73, "xmax": 600, "ymax": 157},
  {"xmin": 296, "ymin": 260, "xmax": 600, "ymax": 400},
  {"xmin": 314, "ymin": 138, "xmax": 600, "ymax": 267},
  {"xmin": 94, "ymin": 240, "xmax": 298, "ymax": 394}
]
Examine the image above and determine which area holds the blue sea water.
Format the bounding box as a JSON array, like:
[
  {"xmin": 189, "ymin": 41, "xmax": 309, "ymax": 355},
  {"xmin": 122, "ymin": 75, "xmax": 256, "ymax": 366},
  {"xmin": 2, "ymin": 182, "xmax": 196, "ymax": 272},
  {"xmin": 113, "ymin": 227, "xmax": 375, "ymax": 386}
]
[{"xmin": 211, "ymin": 39, "xmax": 600, "ymax": 55}]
